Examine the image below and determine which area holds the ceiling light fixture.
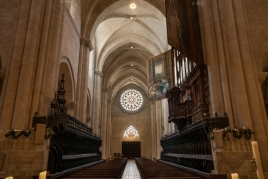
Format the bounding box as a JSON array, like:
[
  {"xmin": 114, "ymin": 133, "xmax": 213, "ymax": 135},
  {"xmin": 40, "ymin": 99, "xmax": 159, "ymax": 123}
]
[{"xmin": 130, "ymin": 3, "xmax": 136, "ymax": 9}]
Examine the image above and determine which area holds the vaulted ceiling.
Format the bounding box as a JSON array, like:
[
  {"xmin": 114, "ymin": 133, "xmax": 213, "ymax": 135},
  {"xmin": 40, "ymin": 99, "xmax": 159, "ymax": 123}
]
[{"xmin": 81, "ymin": 0, "xmax": 170, "ymax": 99}]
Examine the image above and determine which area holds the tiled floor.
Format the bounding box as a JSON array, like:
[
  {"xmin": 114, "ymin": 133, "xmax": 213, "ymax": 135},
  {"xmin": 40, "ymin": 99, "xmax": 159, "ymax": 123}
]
[{"xmin": 121, "ymin": 159, "xmax": 141, "ymax": 179}]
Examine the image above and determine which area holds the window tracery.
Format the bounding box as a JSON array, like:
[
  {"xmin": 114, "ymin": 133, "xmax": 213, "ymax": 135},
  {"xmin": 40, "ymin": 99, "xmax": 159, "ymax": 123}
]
[
  {"xmin": 120, "ymin": 89, "xmax": 143, "ymax": 111},
  {"xmin": 123, "ymin": 125, "xmax": 139, "ymax": 138}
]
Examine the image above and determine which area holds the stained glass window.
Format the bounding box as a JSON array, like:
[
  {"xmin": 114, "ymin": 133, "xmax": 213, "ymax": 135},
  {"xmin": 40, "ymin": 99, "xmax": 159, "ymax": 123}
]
[
  {"xmin": 123, "ymin": 125, "xmax": 139, "ymax": 138},
  {"xmin": 120, "ymin": 89, "xmax": 143, "ymax": 111}
]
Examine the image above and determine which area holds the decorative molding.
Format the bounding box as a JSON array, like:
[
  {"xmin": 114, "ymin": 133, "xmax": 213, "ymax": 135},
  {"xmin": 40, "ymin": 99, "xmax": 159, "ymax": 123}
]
[
  {"xmin": 257, "ymin": 72, "xmax": 268, "ymax": 83},
  {"xmin": 85, "ymin": 40, "xmax": 94, "ymax": 51},
  {"xmin": 94, "ymin": 69, "xmax": 103, "ymax": 76}
]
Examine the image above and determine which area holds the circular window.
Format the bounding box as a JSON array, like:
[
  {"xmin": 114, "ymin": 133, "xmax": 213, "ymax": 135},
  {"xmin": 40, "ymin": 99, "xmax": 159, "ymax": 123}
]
[{"xmin": 120, "ymin": 89, "xmax": 143, "ymax": 111}]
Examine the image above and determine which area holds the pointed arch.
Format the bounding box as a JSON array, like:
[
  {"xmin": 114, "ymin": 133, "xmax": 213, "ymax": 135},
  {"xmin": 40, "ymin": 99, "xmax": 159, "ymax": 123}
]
[{"xmin": 123, "ymin": 125, "xmax": 140, "ymax": 138}]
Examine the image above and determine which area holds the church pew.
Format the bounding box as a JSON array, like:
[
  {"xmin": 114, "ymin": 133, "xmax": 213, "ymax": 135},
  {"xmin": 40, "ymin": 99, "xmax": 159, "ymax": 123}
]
[
  {"xmin": 64, "ymin": 158, "xmax": 127, "ymax": 179},
  {"xmin": 135, "ymin": 158, "xmax": 200, "ymax": 179}
]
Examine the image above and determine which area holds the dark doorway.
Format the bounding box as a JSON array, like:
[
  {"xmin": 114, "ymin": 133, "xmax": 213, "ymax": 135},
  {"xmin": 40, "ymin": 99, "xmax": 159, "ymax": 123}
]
[{"xmin": 122, "ymin": 141, "xmax": 141, "ymax": 158}]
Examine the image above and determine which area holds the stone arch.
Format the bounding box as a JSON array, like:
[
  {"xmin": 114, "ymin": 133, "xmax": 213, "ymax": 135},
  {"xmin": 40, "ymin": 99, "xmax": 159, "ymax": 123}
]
[{"xmin": 59, "ymin": 57, "xmax": 75, "ymax": 115}]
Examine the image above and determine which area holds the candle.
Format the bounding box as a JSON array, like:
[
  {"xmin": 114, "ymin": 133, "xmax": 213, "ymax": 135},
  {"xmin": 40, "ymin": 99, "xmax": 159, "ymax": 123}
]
[
  {"xmin": 39, "ymin": 171, "xmax": 47, "ymax": 179},
  {"xmin": 231, "ymin": 173, "xmax": 239, "ymax": 179},
  {"xmin": 251, "ymin": 141, "xmax": 264, "ymax": 179}
]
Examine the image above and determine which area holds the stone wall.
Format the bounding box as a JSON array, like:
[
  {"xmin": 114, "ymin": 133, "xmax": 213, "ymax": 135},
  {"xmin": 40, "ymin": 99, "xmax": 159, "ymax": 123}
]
[{"xmin": 110, "ymin": 86, "xmax": 152, "ymax": 159}]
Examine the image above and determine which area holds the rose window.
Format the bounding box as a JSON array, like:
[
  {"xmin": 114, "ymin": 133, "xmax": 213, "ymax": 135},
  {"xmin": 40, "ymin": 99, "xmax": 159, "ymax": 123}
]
[{"xmin": 120, "ymin": 89, "xmax": 143, "ymax": 111}]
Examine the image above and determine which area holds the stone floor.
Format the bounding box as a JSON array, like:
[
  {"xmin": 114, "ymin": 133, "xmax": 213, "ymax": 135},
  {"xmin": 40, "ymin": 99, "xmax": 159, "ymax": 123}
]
[{"xmin": 121, "ymin": 159, "xmax": 141, "ymax": 179}]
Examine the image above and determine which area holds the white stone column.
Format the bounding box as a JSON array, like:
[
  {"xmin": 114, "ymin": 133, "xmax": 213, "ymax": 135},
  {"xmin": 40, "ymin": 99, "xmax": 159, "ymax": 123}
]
[
  {"xmin": 92, "ymin": 69, "xmax": 102, "ymax": 135},
  {"xmin": 79, "ymin": 40, "xmax": 92, "ymax": 123}
]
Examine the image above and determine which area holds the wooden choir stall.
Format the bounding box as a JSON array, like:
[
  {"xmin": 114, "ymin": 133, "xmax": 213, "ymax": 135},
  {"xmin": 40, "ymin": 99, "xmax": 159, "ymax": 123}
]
[{"xmin": 32, "ymin": 75, "xmax": 103, "ymax": 178}]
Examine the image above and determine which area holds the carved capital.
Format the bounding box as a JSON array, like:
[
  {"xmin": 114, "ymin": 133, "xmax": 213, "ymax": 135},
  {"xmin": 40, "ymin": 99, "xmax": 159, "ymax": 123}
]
[
  {"xmin": 85, "ymin": 40, "xmax": 94, "ymax": 51},
  {"xmin": 94, "ymin": 69, "xmax": 103, "ymax": 76},
  {"xmin": 257, "ymin": 72, "xmax": 268, "ymax": 83}
]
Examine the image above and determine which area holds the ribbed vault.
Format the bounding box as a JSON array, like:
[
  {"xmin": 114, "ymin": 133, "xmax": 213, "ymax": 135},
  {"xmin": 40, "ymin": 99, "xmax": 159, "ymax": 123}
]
[{"xmin": 86, "ymin": 0, "xmax": 169, "ymax": 99}]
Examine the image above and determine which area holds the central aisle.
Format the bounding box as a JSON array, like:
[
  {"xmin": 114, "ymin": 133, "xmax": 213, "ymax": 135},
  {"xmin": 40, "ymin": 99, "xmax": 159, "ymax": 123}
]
[{"xmin": 121, "ymin": 159, "xmax": 141, "ymax": 179}]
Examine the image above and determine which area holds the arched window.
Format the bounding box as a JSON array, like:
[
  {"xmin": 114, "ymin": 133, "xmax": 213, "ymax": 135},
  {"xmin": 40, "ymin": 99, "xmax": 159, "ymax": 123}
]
[{"xmin": 123, "ymin": 125, "xmax": 139, "ymax": 138}]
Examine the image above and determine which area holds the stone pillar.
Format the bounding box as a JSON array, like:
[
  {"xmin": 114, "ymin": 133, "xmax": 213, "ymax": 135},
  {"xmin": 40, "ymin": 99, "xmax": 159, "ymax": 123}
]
[
  {"xmin": 101, "ymin": 89, "xmax": 108, "ymax": 159},
  {"xmin": 12, "ymin": 0, "xmax": 46, "ymax": 129},
  {"xmin": 75, "ymin": 38, "xmax": 85, "ymax": 120},
  {"xmin": 198, "ymin": 0, "xmax": 225, "ymax": 117},
  {"xmin": 209, "ymin": 0, "xmax": 235, "ymax": 127},
  {"xmin": 0, "ymin": 0, "xmax": 47, "ymax": 171},
  {"xmin": 155, "ymin": 100, "xmax": 163, "ymax": 159},
  {"xmin": 0, "ymin": 0, "xmax": 32, "ymax": 131},
  {"xmin": 150, "ymin": 101, "xmax": 157, "ymax": 160},
  {"xmin": 217, "ymin": 0, "xmax": 252, "ymax": 128},
  {"xmin": 79, "ymin": 40, "xmax": 93, "ymax": 123},
  {"xmin": 92, "ymin": 69, "xmax": 102, "ymax": 135},
  {"xmin": 106, "ymin": 99, "xmax": 112, "ymax": 159},
  {"xmin": 29, "ymin": 0, "xmax": 53, "ymax": 127},
  {"xmin": 39, "ymin": 0, "xmax": 64, "ymax": 116}
]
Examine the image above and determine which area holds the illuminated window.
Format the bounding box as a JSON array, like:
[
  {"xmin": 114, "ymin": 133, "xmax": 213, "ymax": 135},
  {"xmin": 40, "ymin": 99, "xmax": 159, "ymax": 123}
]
[
  {"xmin": 123, "ymin": 125, "xmax": 139, "ymax": 138},
  {"xmin": 120, "ymin": 89, "xmax": 143, "ymax": 111}
]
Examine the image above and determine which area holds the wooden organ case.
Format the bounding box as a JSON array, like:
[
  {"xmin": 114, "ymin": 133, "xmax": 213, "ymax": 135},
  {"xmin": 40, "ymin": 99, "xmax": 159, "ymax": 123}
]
[
  {"xmin": 32, "ymin": 75, "xmax": 102, "ymax": 178},
  {"xmin": 161, "ymin": 0, "xmax": 228, "ymax": 178}
]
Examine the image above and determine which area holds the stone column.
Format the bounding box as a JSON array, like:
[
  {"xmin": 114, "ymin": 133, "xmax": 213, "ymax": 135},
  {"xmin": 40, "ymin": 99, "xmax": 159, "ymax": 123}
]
[
  {"xmin": 0, "ymin": 0, "xmax": 32, "ymax": 131},
  {"xmin": 198, "ymin": 0, "xmax": 225, "ymax": 117},
  {"xmin": 75, "ymin": 38, "xmax": 85, "ymax": 120},
  {"xmin": 29, "ymin": 0, "xmax": 53, "ymax": 127},
  {"xmin": 218, "ymin": 0, "xmax": 252, "ymax": 128},
  {"xmin": 0, "ymin": 0, "xmax": 47, "ymax": 171},
  {"xmin": 106, "ymin": 99, "xmax": 112, "ymax": 159},
  {"xmin": 101, "ymin": 89, "xmax": 108, "ymax": 159},
  {"xmin": 233, "ymin": 0, "xmax": 268, "ymax": 170},
  {"xmin": 39, "ymin": 0, "xmax": 64, "ymax": 116},
  {"xmin": 92, "ymin": 69, "xmax": 102, "ymax": 135},
  {"xmin": 150, "ymin": 101, "xmax": 157, "ymax": 160},
  {"xmin": 12, "ymin": 0, "xmax": 46, "ymax": 129},
  {"xmin": 79, "ymin": 40, "xmax": 93, "ymax": 123},
  {"xmin": 209, "ymin": 0, "xmax": 235, "ymax": 127},
  {"xmin": 155, "ymin": 100, "xmax": 162, "ymax": 159}
]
